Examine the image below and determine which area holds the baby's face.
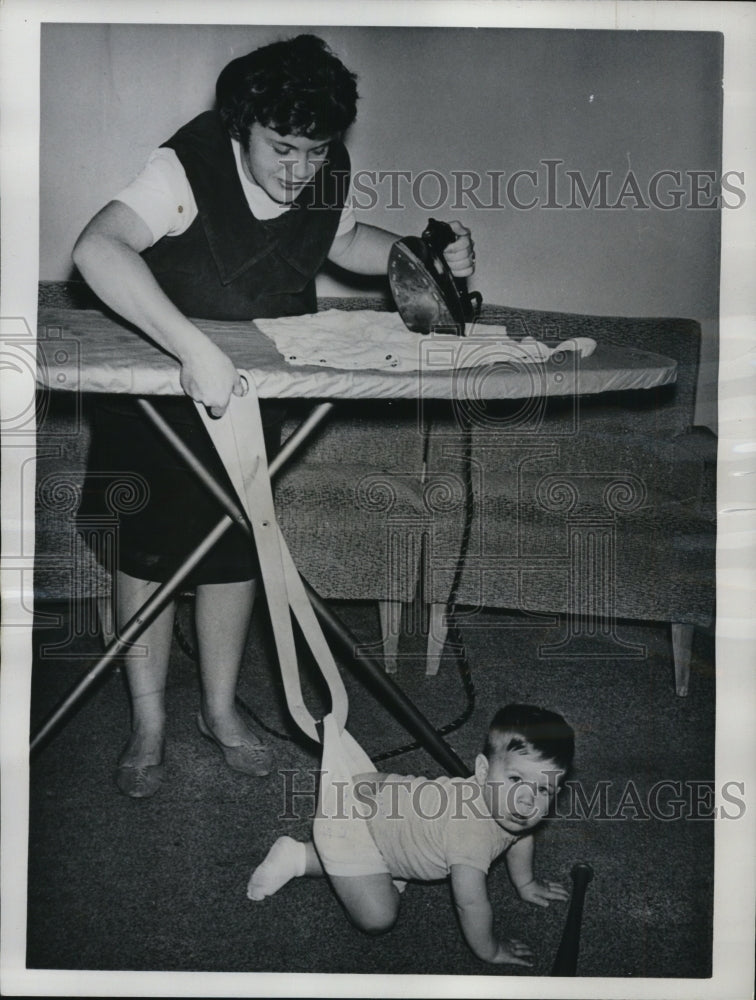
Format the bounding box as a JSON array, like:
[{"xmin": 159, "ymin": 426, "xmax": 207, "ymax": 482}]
[{"xmin": 476, "ymin": 748, "xmax": 563, "ymax": 834}]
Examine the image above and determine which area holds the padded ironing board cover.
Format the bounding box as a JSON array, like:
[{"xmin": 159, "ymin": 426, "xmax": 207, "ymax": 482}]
[
  {"xmin": 37, "ymin": 308, "xmax": 679, "ymax": 400},
  {"xmin": 313, "ymin": 713, "xmax": 390, "ymax": 878}
]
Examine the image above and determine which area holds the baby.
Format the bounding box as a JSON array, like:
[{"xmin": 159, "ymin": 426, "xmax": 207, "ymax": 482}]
[{"xmin": 248, "ymin": 703, "xmax": 575, "ymax": 965}]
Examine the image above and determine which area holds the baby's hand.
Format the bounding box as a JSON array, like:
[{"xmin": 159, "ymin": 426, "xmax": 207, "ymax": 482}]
[
  {"xmin": 491, "ymin": 937, "xmax": 534, "ymax": 966},
  {"xmin": 517, "ymin": 878, "xmax": 569, "ymax": 907}
]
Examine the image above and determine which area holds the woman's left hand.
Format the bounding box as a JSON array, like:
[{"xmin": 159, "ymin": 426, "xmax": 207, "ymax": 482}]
[{"xmin": 442, "ymin": 220, "xmax": 476, "ymax": 278}]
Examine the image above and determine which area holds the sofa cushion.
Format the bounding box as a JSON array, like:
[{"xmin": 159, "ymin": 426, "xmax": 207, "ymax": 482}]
[{"xmin": 431, "ymin": 457, "xmax": 716, "ymax": 626}]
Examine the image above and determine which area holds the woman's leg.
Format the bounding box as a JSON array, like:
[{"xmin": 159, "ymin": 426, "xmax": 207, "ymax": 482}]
[
  {"xmin": 115, "ymin": 571, "xmax": 174, "ymax": 795},
  {"xmin": 116, "ymin": 570, "xmax": 174, "ymax": 763},
  {"xmin": 194, "ymin": 578, "xmax": 255, "ymax": 738},
  {"xmin": 194, "ymin": 579, "xmax": 271, "ymax": 774}
]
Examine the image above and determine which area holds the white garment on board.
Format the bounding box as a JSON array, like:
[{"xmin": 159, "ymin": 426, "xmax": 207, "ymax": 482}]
[{"xmin": 256, "ymin": 308, "xmax": 597, "ymax": 373}]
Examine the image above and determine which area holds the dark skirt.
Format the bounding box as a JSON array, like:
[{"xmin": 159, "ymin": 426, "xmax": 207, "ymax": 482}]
[{"xmin": 77, "ymin": 394, "xmax": 285, "ymax": 586}]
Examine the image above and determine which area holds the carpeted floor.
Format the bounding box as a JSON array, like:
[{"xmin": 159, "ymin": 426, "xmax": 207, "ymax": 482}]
[{"xmin": 26, "ymin": 597, "xmax": 715, "ymax": 981}]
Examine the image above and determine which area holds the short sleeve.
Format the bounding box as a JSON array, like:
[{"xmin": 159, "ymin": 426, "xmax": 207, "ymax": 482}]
[
  {"xmin": 335, "ymin": 195, "xmax": 356, "ymax": 239},
  {"xmin": 113, "ymin": 148, "xmax": 197, "ymax": 245},
  {"xmin": 445, "ymin": 815, "xmax": 513, "ymax": 874}
]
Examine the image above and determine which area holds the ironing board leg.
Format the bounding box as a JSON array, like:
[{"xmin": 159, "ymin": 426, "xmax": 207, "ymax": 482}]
[
  {"xmin": 305, "ymin": 586, "xmax": 470, "ymax": 778},
  {"xmin": 30, "ymin": 515, "xmax": 234, "ymax": 754},
  {"xmin": 32, "ymin": 396, "xmax": 470, "ymax": 776},
  {"xmin": 271, "ymin": 401, "xmax": 334, "ymax": 475}
]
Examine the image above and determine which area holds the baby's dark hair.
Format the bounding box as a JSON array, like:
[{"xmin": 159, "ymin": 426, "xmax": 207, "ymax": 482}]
[
  {"xmin": 216, "ymin": 34, "xmax": 359, "ymax": 145},
  {"xmin": 485, "ymin": 704, "xmax": 575, "ymax": 774}
]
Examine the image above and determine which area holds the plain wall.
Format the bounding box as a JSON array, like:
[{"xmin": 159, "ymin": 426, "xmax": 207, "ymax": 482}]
[{"xmin": 39, "ymin": 24, "xmax": 723, "ymax": 427}]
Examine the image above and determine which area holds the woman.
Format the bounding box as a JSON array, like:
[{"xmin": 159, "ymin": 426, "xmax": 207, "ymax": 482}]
[{"xmin": 73, "ymin": 34, "xmax": 474, "ymax": 798}]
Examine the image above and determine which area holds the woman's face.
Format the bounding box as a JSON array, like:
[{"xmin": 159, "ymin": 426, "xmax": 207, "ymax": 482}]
[{"xmin": 241, "ymin": 123, "xmax": 332, "ymax": 203}]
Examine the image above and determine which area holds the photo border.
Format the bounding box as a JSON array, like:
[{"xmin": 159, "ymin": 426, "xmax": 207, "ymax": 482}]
[{"xmin": 2, "ymin": 2, "xmax": 754, "ymax": 998}]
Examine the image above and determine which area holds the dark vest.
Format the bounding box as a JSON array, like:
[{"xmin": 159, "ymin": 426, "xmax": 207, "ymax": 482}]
[{"xmin": 141, "ymin": 111, "xmax": 350, "ymax": 321}]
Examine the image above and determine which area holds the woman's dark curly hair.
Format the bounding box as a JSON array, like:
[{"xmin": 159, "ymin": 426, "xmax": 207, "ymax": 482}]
[{"xmin": 216, "ymin": 34, "xmax": 359, "ymax": 145}]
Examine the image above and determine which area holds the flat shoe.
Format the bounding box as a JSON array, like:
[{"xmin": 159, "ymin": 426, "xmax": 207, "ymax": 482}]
[
  {"xmin": 197, "ymin": 713, "xmax": 272, "ymax": 777},
  {"xmin": 115, "ymin": 760, "xmax": 165, "ymax": 799},
  {"xmin": 115, "ymin": 737, "xmax": 165, "ymax": 798}
]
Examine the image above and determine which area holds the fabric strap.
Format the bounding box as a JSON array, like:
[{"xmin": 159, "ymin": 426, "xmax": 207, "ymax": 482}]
[
  {"xmin": 313, "ymin": 713, "xmax": 390, "ymax": 878},
  {"xmin": 196, "ymin": 376, "xmax": 349, "ymax": 740}
]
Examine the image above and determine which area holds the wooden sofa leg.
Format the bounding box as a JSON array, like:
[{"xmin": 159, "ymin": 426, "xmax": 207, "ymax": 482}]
[
  {"xmin": 378, "ymin": 601, "xmax": 403, "ymax": 674},
  {"xmin": 426, "ymin": 604, "xmax": 449, "ymax": 677},
  {"xmin": 671, "ymin": 623, "xmax": 694, "ymax": 696},
  {"xmin": 97, "ymin": 594, "xmax": 116, "ymax": 649}
]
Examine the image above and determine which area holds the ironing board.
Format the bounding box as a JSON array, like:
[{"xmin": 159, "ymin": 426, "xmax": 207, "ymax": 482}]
[
  {"xmin": 32, "ymin": 307, "xmax": 678, "ymax": 769},
  {"xmin": 36, "ymin": 307, "xmax": 677, "ymax": 399}
]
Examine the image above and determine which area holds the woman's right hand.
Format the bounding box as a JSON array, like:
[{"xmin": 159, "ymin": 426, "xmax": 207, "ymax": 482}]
[{"xmin": 179, "ymin": 339, "xmax": 246, "ymax": 417}]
